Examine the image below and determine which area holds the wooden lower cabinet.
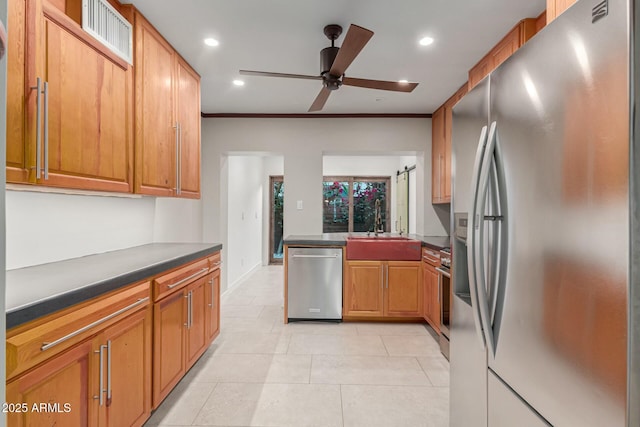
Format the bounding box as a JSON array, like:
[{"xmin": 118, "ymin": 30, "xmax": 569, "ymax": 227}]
[
  {"xmin": 344, "ymin": 260, "xmax": 422, "ymax": 318},
  {"xmin": 6, "ymin": 340, "xmax": 96, "ymax": 426},
  {"xmin": 6, "ymin": 254, "xmax": 222, "ymax": 426},
  {"xmin": 206, "ymin": 269, "xmax": 221, "ymax": 342},
  {"xmin": 385, "ymin": 262, "xmax": 423, "ymax": 317},
  {"xmin": 186, "ymin": 278, "xmax": 208, "ymax": 368},
  {"xmin": 6, "ymin": 305, "xmax": 151, "ymax": 427},
  {"xmin": 96, "ymin": 308, "xmax": 152, "ymax": 427},
  {"xmin": 153, "ymin": 290, "xmax": 186, "ymax": 408},
  {"xmin": 344, "ymin": 261, "xmax": 384, "ymax": 317},
  {"xmin": 423, "ymin": 262, "xmax": 441, "ymax": 333},
  {"xmin": 153, "ymin": 263, "xmax": 221, "ymax": 408}
]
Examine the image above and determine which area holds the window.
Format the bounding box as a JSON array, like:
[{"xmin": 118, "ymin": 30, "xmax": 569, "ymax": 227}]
[
  {"xmin": 269, "ymin": 176, "xmax": 284, "ymax": 264},
  {"xmin": 322, "ymin": 176, "xmax": 390, "ymax": 233}
]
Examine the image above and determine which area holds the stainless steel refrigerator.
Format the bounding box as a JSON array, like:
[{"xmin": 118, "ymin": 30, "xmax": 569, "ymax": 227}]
[{"xmin": 450, "ymin": 0, "xmax": 639, "ymax": 425}]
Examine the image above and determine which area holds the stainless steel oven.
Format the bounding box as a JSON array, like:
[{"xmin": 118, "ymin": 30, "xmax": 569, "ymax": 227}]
[{"xmin": 437, "ymin": 248, "xmax": 451, "ymax": 359}]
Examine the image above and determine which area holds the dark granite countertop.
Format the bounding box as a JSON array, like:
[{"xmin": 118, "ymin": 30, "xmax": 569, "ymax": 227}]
[
  {"xmin": 6, "ymin": 243, "xmax": 222, "ymax": 329},
  {"xmin": 284, "ymin": 233, "xmax": 450, "ymax": 250}
]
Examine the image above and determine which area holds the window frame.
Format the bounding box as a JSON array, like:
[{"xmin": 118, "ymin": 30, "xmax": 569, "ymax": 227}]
[{"xmin": 322, "ymin": 175, "xmax": 391, "ymax": 233}]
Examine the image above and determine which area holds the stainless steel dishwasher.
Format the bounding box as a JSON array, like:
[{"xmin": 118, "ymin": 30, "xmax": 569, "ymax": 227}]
[{"xmin": 287, "ymin": 247, "xmax": 342, "ymax": 321}]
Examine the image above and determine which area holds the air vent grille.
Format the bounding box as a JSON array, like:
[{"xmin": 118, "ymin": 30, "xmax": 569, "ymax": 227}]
[{"xmin": 82, "ymin": 0, "xmax": 132, "ymax": 64}]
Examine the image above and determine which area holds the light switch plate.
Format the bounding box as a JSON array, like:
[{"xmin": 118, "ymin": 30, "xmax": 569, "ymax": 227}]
[{"xmin": 297, "ymin": 200, "xmax": 303, "ymax": 210}]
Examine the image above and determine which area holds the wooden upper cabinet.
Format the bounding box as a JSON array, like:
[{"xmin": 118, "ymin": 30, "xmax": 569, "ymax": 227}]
[
  {"xmin": 134, "ymin": 11, "xmax": 201, "ymax": 198},
  {"xmin": 6, "ymin": 0, "xmax": 28, "ymax": 183},
  {"xmin": 134, "ymin": 12, "xmax": 175, "ymax": 197},
  {"xmin": 176, "ymin": 56, "xmax": 201, "ymax": 198},
  {"xmin": 8, "ymin": 0, "xmax": 133, "ymax": 192},
  {"xmin": 547, "ymin": 0, "xmax": 577, "ymax": 22},
  {"xmin": 468, "ymin": 18, "xmax": 538, "ymax": 91},
  {"xmin": 468, "ymin": 55, "xmax": 491, "ymax": 91},
  {"xmin": 431, "ymin": 106, "xmax": 446, "ymax": 204}
]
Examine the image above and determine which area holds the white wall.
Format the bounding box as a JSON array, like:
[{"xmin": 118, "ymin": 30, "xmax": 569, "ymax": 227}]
[
  {"xmin": 6, "ymin": 188, "xmax": 202, "ymax": 270},
  {"xmin": 6, "ymin": 190, "xmax": 156, "ymax": 269},
  {"xmin": 202, "ymin": 117, "xmax": 448, "ymax": 291},
  {"xmin": 154, "ymin": 197, "xmax": 203, "ymax": 243},
  {"xmin": 226, "ymin": 156, "xmax": 263, "ymax": 288}
]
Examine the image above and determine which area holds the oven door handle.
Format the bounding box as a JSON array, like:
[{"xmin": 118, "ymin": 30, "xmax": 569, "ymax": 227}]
[{"xmin": 435, "ymin": 267, "xmax": 451, "ymax": 278}]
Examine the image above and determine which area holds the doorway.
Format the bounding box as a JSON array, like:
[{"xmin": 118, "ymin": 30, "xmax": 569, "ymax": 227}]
[{"xmin": 269, "ymin": 176, "xmax": 284, "ymax": 264}]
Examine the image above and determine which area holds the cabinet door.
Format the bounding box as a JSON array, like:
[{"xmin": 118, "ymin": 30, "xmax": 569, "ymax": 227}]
[
  {"xmin": 431, "ymin": 107, "xmax": 445, "ymax": 203},
  {"xmin": 41, "ymin": 8, "xmax": 131, "ymax": 192},
  {"xmin": 491, "ymin": 27, "xmax": 521, "ymax": 70},
  {"xmin": 134, "ymin": 12, "xmax": 175, "ymax": 196},
  {"xmin": 385, "ymin": 262, "xmax": 422, "ymax": 317},
  {"xmin": 443, "ymin": 102, "xmax": 453, "ymax": 201},
  {"xmin": 344, "ymin": 261, "xmax": 384, "ymax": 317},
  {"xmin": 6, "ymin": 340, "xmax": 96, "ymax": 426},
  {"xmin": 547, "ymin": 0, "xmax": 577, "ymax": 22},
  {"xmin": 422, "ymin": 263, "xmax": 430, "ymax": 322},
  {"xmin": 206, "ymin": 269, "xmax": 221, "ymax": 343},
  {"xmin": 176, "ymin": 56, "xmax": 201, "ymax": 198},
  {"xmin": 98, "ymin": 307, "xmax": 152, "ymax": 427},
  {"xmin": 6, "ymin": 0, "xmax": 28, "ymax": 183},
  {"xmin": 153, "ymin": 291, "xmax": 186, "ymax": 408},
  {"xmin": 186, "ymin": 277, "xmax": 208, "ymax": 368},
  {"xmin": 468, "ymin": 56, "xmax": 492, "ymax": 90},
  {"xmin": 429, "ymin": 268, "xmax": 441, "ymax": 332}
]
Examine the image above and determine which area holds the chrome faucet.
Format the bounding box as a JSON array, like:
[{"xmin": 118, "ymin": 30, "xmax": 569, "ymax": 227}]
[{"xmin": 374, "ymin": 199, "xmax": 384, "ymax": 236}]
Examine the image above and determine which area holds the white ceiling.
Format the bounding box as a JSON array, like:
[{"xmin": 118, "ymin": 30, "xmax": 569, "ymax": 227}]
[{"xmin": 123, "ymin": 0, "xmax": 545, "ymax": 114}]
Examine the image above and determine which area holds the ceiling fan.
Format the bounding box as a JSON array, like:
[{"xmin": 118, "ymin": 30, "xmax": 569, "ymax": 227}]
[{"xmin": 239, "ymin": 24, "xmax": 419, "ymax": 112}]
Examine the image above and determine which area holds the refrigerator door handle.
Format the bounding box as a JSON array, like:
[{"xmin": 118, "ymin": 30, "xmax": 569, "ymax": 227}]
[
  {"xmin": 473, "ymin": 121, "xmax": 500, "ymax": 355},
  {"xmin": 467, "ymin": 125, "xmax": 489, "ymax": 348}
]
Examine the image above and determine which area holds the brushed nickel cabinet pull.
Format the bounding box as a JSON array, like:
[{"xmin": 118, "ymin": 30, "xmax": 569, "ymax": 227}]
[
  {"xmin": 167, "ymin": 268, "xmax": 209, "ymax": 289},
  {"xmin": 41, "ymin": 297, "xmax": 149, "ymax": 351}
]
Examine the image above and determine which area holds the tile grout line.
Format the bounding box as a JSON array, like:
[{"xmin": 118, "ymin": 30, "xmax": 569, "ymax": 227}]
[
  {"xmin": 189, "ymin": 381, "xmax": 219, "ymax": 426},
  {"xmin": 416, "ymin": 356, "xmax": 435, "ymax": 387},
  {"xmin": 339, "ymin": 383, "xmax": 346, "ymax": 427},
  {"xmin": 379, "ymin": 334, "xmax": 391, "ymax": 356}
]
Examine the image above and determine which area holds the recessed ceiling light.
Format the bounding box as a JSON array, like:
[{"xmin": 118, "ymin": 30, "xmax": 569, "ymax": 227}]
[
  {"xmin": 398, "ymin": 79, "xmax": 409, "ymax": 83},
  {"xmin": 233, "ymin": 79, "xmax": 245, "ymax": 86},
  {"xmin": 419, "ymin": 37, "xmax": 434, "ymax": 46},
  {"xmin": 204, "ymin": 38, "xmax": 219, "ymax": 47}
]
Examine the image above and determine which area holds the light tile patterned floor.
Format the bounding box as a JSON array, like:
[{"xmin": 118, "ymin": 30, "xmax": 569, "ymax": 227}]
[{"xmin": 144, "ymin": 265, "xmax": 450, "ymax": 427}]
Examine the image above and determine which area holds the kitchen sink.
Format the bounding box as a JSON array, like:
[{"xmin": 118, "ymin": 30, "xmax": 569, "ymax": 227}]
[{"xmin": 346, "ymin": 236, "xmax": 422, "ymax": 260}]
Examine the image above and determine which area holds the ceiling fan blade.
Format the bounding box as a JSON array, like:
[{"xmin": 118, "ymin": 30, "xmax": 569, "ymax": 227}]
[
  {"xmin": 342, "ymin": 77, "xmax": 419, "ymax": 92},
  {"xmin": 329, "ymin": 24, "xmax": 374, "ymax": 76},
  {"xmin": 308, "ymin": 87, "xmax": 331, "ymax": 112},
  {"xmin": 239, "ymin": 70, "xmax": 322, "ymax": 81}
]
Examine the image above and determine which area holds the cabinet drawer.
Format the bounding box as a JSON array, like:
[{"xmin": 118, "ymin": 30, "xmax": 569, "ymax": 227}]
[
  {"xmin": 422, "ymin": 248, "xmax": 440, "ymax": 267},
  {"xmin": 6, "ymin": 282, "xmax": 150, "ymax": 381},
  {"xmin": 153, "ymin": 258, "xmax": 210, "ymax": 302},
  {"xmin": 208, "ymin": 252, "xmax": 221, "ymax": 270}
]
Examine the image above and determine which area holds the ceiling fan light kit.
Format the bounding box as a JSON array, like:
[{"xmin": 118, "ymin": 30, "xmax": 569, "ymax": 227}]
[{"xmin": 239, "ymin": 23, "xmax": 419, "ymax": 112}]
